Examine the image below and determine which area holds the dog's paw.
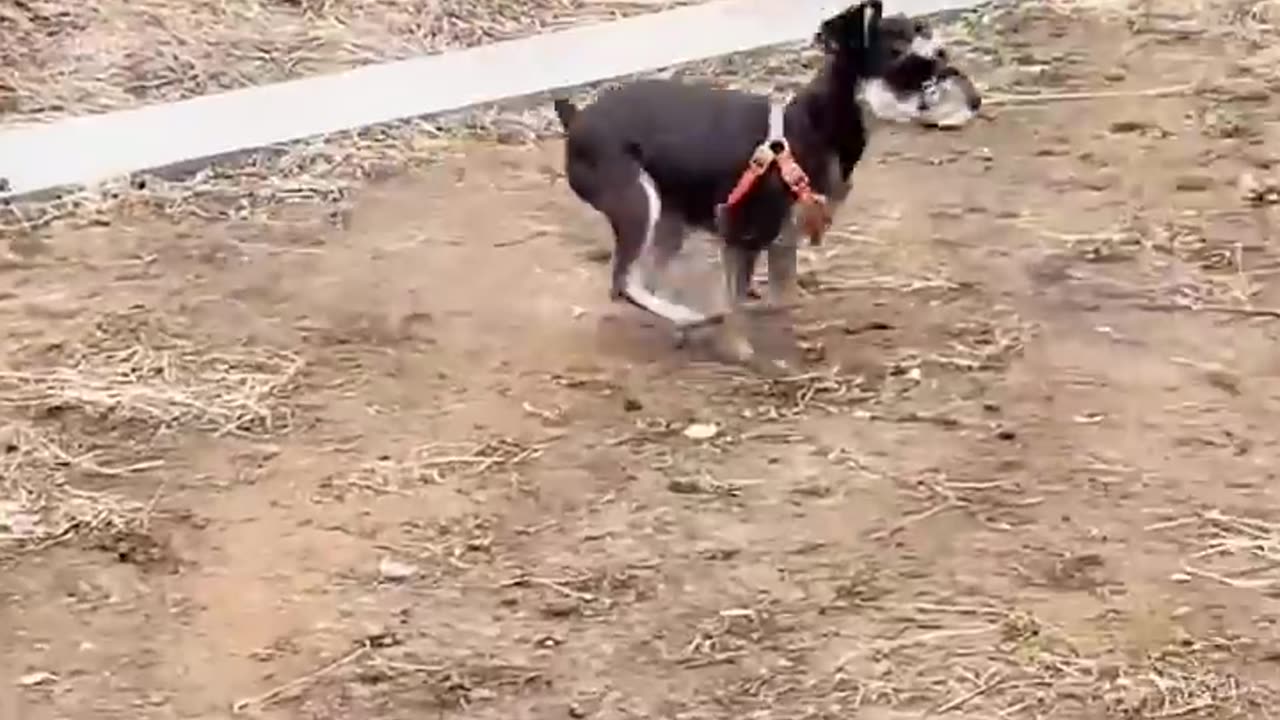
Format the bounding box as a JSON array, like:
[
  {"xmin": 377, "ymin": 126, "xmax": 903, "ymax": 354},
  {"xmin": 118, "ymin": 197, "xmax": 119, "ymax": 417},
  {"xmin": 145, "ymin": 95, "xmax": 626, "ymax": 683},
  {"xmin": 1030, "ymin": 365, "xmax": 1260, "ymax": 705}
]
[
  {"xmin": 673, "ymin": 325, "xmax": 692, "ymax": 349},
  {"xmin": 767, "ymin": 286, "xmax": 803, "ymax": 311},
  {"xmin": 671, "ymin": 314, "xmax": 725, "ymax": 350}
]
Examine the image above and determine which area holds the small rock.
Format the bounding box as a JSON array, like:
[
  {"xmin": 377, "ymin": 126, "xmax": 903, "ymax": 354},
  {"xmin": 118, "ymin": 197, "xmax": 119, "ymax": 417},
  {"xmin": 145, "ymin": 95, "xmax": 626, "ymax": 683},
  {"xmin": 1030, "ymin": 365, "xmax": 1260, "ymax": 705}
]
[
  {"xmin": 377, "ymin": 557, "xmax": 418, "ymax": 582},
  {"xmin": 540, "ymin": 599, "xmax": 580, "ymax": 618},
  {"xmin": 682, "ymin": 422, "xmax": 720, "ymax": 441},
  {"xmin": 1201, "ymin": 366, "xmax": 1241, "ymax": 396},
  {"xmin": 470, "ymin": 688, "xmax": 498, "ymax": 702},
  {"xmin": 363, "ymin": 161, "xmax": 403, "ymax": 183},
  {"xmin": 1174, "ymin": 173, "xmax": 1213, "ymax": 192},
  {"xmin": 1034, "ymin": 145, "xmax": 1070, "ymax": 157},
  {"xmin": 1079, "ymin": 172, "xmax": 1119, "ymax": 192},
  {"xmin": 1095, "ymin": 662, "xmax": 1121, "ymax": 682},
  {"xmin": 364, "ymin": 629, "xmax": 402, "ymax": 648},
  {"xmin": 1238, "ymin": 171, "xmax": 1280, "ymax": 205},
  {"xmin": 17, "ymin": 671, "xmax": 57, "ymax": 687},
  {"xmin": 581, "ymin": 247, "xmax": 612, "ymax": 264},
  {"xmin": 495, "ymin": 124, "xmax": 536, "ymax": 146},
  {"xmin": 0, "ymin": 500, "xmax": 42, "ymax": 538},
  {"xmin": 1239, "ymin": 171, "xmax": 1263, "ymax": 198},
  {"xmin": 1242, "ymin": 150, "xmax": 1274, "ymax": 170},
  {"xmin": 1102, "ymin": 69, "xmax": 1127, "ymax": 82},
  {"xmin": 248, "ymin": 647, "xmax": 279, "ymax": 662},
  {"xmin": 1169, "ymin": 572, "xmax": 1193, "ymax": 584},
  {"xmin": 1108, "ymin": 119, "xmax": 1152, "ymax": 134},
  {"xmin": 1213, "ymin": 79, "xmax": 1270, "ymax": 103},
  {"xmin": 792, "ymin": 482, "xmax": 832, "ymax": 498},
  {"xmin": 667, "ymin": 477, "xmax": 705, "ymax": 494},
  {"xmin": 622, "ymin": 397, "xmax": 643, "ymax": 412},
  {"xmin": 534, "ymin": 634, "xmax": 562, "ymax": 648},
  {"xmin": 8, "ymin": 235, "xmax": 49, "ymax": 259}
]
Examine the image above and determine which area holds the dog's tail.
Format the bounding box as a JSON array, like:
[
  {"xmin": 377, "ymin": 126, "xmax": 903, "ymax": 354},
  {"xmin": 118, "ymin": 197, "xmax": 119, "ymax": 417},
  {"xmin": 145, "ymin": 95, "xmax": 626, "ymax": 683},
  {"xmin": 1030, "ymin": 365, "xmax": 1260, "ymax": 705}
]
[{"xmin": 552, "ymin": 98, "xmax": 578, "ymax": 133}]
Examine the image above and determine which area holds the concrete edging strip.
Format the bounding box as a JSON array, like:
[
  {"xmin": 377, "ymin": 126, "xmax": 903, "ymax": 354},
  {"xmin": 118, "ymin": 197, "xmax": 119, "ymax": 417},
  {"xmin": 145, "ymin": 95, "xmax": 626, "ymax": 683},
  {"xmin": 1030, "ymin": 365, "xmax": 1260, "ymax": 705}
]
[{"xmin": 0, "ymin": 0, "xmax": 980, "ymax": 201}]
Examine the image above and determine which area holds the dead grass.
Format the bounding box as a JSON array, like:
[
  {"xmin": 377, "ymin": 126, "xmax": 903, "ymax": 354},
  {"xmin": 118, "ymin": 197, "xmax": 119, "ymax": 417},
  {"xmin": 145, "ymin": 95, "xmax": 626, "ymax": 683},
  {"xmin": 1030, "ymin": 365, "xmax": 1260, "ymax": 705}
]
[
  {"xmin": 0, "ymin": 422, "xmax": 152, "ymax": 550},
  {"xmin": 0, "ymin": 317, "xmax": 301, "ymax": 438},
  {"xmin": 1148, "ymin": 509, "xmax": 1280, "ymax": 592},
  {"xmin": 336, "ymin": 436, "xmax": 549, "ymax": 495},
  {"xmin": 739, "ymin": 604, "xmax": 1274, "ymax": 718},
  {"xmin": 0, "ymin": 0, "xmax": 700, "ymax": 125},
  {"xmin": 243, "ymin": 604, "xmax": 1273, "ymax": 718},
  {"xmin": 0, "ymin": 0, "xmax": 706, "ymax": 237},
  {"xmin": 0, "ymin": 310, "xmax": 300, "ymax": 552}
]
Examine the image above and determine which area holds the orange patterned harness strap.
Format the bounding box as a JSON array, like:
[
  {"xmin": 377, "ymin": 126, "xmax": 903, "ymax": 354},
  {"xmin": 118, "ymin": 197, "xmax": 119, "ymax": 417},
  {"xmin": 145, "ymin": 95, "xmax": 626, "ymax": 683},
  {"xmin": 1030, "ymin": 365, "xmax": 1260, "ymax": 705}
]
[{"xmin": 714, "ymin": 103, "xmax": 833, "ymax": 246}]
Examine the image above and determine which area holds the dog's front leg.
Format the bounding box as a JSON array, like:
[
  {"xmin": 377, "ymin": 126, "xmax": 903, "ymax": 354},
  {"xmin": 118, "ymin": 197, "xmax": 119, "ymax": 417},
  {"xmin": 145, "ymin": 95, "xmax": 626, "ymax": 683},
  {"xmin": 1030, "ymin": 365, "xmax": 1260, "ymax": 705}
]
[
  {"xmin": 766, "ymin": 217, "xmax": 803, "ymax": 309},
  {"xmin": 719, "ymin": 244, "xmax": 759, "ymax": 363}
]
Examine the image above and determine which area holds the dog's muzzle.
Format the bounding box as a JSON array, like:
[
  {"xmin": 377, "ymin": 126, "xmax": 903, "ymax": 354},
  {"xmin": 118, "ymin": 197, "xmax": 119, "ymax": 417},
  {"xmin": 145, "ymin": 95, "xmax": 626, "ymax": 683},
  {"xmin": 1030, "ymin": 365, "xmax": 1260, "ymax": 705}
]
[
  {"xmin": 918, "ymin": 67, "xmax": 982, "ymax": 129},
  {"xmin": 939, "ymin": 67, "xmax": 981, "ymax": 112}
]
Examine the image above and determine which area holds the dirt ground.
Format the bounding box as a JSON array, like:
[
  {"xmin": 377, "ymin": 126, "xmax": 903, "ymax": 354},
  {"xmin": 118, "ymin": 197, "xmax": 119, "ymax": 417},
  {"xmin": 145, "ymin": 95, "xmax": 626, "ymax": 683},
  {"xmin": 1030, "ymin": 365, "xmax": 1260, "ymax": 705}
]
[{"xmin": 6, "ymin": 2, "xmax": 1280, "ymax": 719}]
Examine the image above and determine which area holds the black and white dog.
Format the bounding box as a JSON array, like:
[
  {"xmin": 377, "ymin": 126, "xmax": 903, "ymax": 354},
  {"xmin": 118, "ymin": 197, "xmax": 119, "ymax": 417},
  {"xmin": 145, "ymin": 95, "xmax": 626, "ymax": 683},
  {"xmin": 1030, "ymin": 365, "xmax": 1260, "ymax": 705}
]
[{"xmin": 553, "ymin": 1, "xmax": 982, "ymax": 362}]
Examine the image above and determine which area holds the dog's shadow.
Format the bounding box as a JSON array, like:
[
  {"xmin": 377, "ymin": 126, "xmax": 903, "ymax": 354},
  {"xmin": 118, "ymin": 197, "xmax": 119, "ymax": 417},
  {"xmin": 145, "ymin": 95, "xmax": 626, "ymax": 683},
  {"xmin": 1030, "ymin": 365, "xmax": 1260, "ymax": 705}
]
[
  {"xmin": 593, "ymin": 305, "xmax": 805, "ymax": 375},
  {"xmin": 589, "ymin": 241, "xmax": 809, "ymax": 373}
]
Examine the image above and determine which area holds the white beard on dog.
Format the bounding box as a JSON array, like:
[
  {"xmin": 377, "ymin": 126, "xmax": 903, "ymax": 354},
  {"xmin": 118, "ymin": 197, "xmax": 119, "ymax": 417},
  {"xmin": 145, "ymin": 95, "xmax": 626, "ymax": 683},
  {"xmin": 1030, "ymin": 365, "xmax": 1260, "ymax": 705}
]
[
  {"xmin": 859, "ymin": 76, "xmax": 977, "ymax": 129},
  {"xmin": 919, "ymin": 76, "xmax": 979, "ymax": 128}
]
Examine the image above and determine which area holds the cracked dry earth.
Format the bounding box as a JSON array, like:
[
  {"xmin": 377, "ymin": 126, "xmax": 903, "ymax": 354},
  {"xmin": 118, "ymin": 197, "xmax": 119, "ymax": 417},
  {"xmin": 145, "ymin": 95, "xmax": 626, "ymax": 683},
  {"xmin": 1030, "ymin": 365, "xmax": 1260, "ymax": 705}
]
[{"xmin": 6, "ymin": 3, "xmax": 1280, "ymax": 720}]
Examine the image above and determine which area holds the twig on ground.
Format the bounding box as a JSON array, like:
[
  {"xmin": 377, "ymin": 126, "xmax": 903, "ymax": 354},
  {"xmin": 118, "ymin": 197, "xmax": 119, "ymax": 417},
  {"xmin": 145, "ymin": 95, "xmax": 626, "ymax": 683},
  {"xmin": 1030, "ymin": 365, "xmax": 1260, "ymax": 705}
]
[
  {"xmin": 1182, "ymin": 563, "xmax": 1276, "ymax": 590},
  {"xmin": 231, "ymin": 642, "xmax": 370, "ymax": 713},
  {"xmin": 1133, "ymin": 302, "xmax": 1280, "ymax": 319},
  {"xmin": 935, "ymin": 670, "xmax": 1006, "ymax": 713},
  {"xmin": 140, "ymin": 478, "xmax": 168, "ymax": 531},
  {"xmin": 339, "ymin": 436, "xmax": 547, "ymax": 492},
  {"xmin": 870, "ymin": 500, "xmax": 961, "ymax": 540},
  {"xmin": 499, "ymin": 574, "xmax": 598, "ymax": 602},
  {"xmin": 986, "ymin": 83, "xmax": 1196, "ymax": 106},
  {"xmin": 834, "ymin": 625, "xmax": 998, "ymax": 670},
  {"xmin": 677, "ymin": 650, "xmax": 748, "ymax": 669}
]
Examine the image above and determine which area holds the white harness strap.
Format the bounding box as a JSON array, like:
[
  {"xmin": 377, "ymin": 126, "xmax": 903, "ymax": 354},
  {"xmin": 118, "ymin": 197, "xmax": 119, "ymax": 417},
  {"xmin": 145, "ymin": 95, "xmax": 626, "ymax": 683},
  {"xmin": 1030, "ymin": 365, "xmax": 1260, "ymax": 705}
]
[{"xmin": 767, "ymin": 102, "xmax": 787, "ymax": 144}]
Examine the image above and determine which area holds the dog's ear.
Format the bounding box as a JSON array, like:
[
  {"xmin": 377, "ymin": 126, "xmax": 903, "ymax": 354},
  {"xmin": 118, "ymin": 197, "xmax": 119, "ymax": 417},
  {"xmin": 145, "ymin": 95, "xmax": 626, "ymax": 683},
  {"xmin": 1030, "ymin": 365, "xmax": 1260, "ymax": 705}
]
[
  {"xmin": 813, "ymin": 29, "xmax": 834, "ymax": 53},
  {"xmin": 816, "ymin": 7, "xmax": 851, "ymax": 53},
  {"xmin": 818, "ymin": 0, "xmax": 883, "ymax": 55}
]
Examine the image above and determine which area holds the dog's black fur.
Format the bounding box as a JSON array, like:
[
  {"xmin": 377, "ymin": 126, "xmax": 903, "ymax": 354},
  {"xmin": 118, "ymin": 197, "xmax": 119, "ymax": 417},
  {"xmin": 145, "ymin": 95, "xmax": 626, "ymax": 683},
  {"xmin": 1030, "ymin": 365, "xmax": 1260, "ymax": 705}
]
[
  {"xmin": 554, "ymin": 73, "xmax": 859, "ymax": 253},
  {"xmin": 553, "ymin": 1, "xmax": 980, "ymax": 360}
]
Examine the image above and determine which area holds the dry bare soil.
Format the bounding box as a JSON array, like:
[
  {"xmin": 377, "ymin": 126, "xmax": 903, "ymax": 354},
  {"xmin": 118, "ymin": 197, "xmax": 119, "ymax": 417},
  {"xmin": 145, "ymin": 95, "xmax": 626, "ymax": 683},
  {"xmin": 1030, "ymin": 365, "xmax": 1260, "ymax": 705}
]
[{"xmin": 6, "ymin": 2, "xmax": 1280, "ymax": 719}]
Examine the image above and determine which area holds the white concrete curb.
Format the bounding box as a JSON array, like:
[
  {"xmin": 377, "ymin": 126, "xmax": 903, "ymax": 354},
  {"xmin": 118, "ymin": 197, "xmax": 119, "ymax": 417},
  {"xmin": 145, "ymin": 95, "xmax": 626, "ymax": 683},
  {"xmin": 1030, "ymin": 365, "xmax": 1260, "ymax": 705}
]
[{"xmin": 0, "ymin": 0, "xmax": 982, "ymax": 201}]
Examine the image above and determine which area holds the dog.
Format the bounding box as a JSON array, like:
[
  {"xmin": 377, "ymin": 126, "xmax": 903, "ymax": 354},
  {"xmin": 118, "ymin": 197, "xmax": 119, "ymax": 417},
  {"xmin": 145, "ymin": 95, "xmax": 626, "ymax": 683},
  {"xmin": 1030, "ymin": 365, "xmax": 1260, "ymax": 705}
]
[{"xmin": 553, "ymin": 1, "xmax": 982, "ymax": 362}]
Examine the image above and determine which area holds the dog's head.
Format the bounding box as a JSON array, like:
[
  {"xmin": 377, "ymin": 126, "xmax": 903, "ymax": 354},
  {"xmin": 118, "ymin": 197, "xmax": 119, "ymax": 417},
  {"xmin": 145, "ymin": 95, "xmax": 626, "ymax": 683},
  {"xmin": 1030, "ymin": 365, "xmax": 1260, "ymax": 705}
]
[{"xmin": 817, "ymin": 1, "xmax": 982, "ymax": 129}]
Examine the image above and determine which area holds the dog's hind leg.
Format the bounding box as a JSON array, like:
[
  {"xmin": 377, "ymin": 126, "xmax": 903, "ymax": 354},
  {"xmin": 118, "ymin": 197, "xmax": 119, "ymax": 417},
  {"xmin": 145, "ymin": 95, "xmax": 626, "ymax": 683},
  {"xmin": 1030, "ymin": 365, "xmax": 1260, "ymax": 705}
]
[
  {"xmin": 603, "ymin": 167, "xmax": 706, "ymax": 327},
  {"xmin": 644, "ymin": 210, "xmax": 686, "ymax": 295}
]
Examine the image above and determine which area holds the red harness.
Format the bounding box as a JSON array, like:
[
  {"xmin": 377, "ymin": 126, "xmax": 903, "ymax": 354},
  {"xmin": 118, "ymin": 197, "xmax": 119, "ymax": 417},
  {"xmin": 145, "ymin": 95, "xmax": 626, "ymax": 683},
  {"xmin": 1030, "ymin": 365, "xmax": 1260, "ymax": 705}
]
[{"xmin": 714, "ymin": 135, "xmax": 833, "ymax": 246}]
